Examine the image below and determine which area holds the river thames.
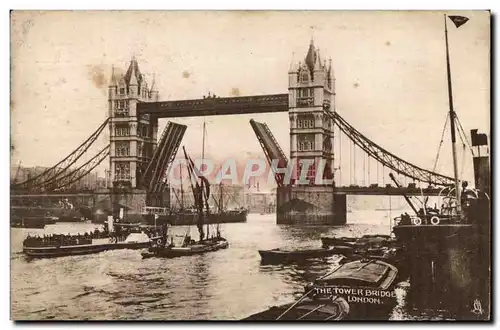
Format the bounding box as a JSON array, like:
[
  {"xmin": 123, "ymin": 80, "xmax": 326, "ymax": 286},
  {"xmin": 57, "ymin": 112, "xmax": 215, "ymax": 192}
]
[{"xmin": 11, "ymin": 210, "xmax": 453, "ymax": 320}]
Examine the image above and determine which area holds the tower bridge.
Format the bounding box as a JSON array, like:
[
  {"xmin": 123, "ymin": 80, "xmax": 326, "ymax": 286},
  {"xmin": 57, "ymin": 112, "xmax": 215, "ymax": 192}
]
[{"xmin": 13, "ymin": 40, "xmax": 462, "ymax": 225}]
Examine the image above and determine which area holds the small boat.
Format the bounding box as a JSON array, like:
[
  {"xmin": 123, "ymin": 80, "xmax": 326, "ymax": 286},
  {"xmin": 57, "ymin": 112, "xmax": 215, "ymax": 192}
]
[
  {"xmin": 44, "ymin": 216, "xmax": 58, "ymax": 225},
  {"xmin": 246, "ymin": 258, "xmax": 399, "ymax": 320},
  {"xmin": 321, "ymin": 236, "xmax": 357, "ymax": 249},
  {"xmin": 321, "ymin": 235, "xmax": 395, "ymax": 257},
  {"xmin": 321, "ymin": 235, "xmax": 392, "ymax": 248},
  {"xmin": 258, "ymin": 247, "xmax": 339, "ymax": 263},
  {"xmin": 11, "ymin": 217, "xmax": 46, "ymax": 229},
  {"xmin": 243, "ymin": 297, "xmax": 350, "ymax": 321},
  {"xmin": 303, "ymin": 259, "xmax": 399, "ymax": 319}
]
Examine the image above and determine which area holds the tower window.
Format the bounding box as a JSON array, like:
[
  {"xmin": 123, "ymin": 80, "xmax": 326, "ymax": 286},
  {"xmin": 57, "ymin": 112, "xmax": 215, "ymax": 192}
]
[
  {"xmin": 119, "ymin": 88, "xmax": 125, "ymax": 95},
  {"xmin": 297, "ymin": 134, "xmax": 315, "ymax": 151},
  {"xmin": 137, "ymin": 124, "xmax": 150, "ymax": 138},
  {"xmin": 297, "ymin": 158, "xmax": 316, "ymax": 184},
  {"xmin": 114, "ymin": 100, "xmax": 129, "ymax": 117},
  {"xmin": 115, "ymin": 124, "xmax": 130, "ymax": 136},
  {"xmin": 297, "ymin": 88, "xmax": 314, "ymax": 107},
  {"xmin": 137, "ymin": 142, "xmax": 143, "ymax": 157},
  {"xmin": 300, "ymin": 71, "xmax": 310, "ymax": 83},
  {"xmin": 115, "ymin": 162, "xmax": 130, "ymax": 181},
  {"xmin": 297, "ymin": 114, "xmax": 315, "ymax": 129},
  {"xmin": 115, "ymin": 141, "xmax": 130, "ymax": 157}
]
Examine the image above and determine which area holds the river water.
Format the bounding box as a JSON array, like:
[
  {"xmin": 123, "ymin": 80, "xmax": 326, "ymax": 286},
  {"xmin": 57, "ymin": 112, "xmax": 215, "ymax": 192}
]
[{"xmin": 11, "ymin": 210, "xmax": 451, "ymax": 320}]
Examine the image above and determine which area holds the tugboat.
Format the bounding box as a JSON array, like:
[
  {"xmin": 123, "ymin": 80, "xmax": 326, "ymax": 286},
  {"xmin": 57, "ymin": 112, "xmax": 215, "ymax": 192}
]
[{"xmin": 141, "ymin": 144, "xmax": 229, "ymax": 259}]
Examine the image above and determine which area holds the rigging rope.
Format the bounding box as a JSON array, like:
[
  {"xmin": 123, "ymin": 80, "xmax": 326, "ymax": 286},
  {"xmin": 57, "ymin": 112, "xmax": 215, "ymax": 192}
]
[
  {"xmin": 455, "ymin": 115, "xmax": 475, "ymax": 156},
  {"xmin": 338, "ymin": 125, "xmax": 342, "ymax": 186},
  {"xmin": 432, "ymin": 113, "xmax": 450, "ymax": 173},
  {"xmin": 454, "ymin": 117, "xmax": 473, "ymax": 182},
  {"xmin": 459, "ymin": 142, "xmax": 467, "ymax": 179}
]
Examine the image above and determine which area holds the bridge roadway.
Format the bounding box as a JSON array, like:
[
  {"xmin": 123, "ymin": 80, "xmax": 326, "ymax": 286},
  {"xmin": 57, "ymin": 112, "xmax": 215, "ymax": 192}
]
[
  {"xmin": 332, "ymin": 186, "xmax": 444, "ymax": 196},
  {"xmin": 10, "ymin": 186, "xmax": 446, "ymax": 199},
  {"xmin": 138, "ymin": 94, "xmax": 289, "ymax": 118}
]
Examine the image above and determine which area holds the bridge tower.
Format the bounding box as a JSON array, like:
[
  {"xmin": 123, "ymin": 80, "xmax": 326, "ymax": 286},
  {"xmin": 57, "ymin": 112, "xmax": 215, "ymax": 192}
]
[
  {"xmin": 108, "ymin": 56, "xmax": 159, "ymax": 189},
  {"xmin": 288, "ymin": 39, "xmax": 335, "ymax": 183},
  {"xmin": 107, "ymin": 57, "xmax": 161, "ymax": 220},
  {"xmin": 277, "ymin": 40, "xmax": 346, "ymax": 225}
]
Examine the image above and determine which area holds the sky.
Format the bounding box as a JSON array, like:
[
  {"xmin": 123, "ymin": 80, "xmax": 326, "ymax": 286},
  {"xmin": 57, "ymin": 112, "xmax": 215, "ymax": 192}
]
[{"xmin": 10, "ymin": 11, "xmax": 490, "ymax": 188}]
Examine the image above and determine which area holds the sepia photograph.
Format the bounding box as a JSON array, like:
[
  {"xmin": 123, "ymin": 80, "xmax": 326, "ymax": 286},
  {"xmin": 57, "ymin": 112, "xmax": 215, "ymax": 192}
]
[{"xmin": 9, "ymin": 10, "xmax": 491, "ymax": 321}]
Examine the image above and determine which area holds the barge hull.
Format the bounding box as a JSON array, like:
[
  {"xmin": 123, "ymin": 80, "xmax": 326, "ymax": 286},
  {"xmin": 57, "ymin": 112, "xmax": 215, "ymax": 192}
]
[{"xmin": 23, "ymin": 242, "xmax": 149, "ymax": 258}]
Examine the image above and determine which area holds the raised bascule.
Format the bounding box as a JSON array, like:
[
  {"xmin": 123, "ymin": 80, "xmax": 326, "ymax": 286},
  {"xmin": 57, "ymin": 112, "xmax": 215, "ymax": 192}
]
[{"xmin": 13, "ymin": 40, "xmax": 462, "ymax": 225}]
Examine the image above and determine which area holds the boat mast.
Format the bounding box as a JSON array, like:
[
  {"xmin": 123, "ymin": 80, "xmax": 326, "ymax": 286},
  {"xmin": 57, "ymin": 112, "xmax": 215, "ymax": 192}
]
[
  {"xmin": 180, "ymin": 163, "xmax": 184, "ymax": 211},
  {"xmin": 219, "ymin": 180, "xmax": 223, "ymax": 213},
  {"xmin": 201, "ymin": 119, "xmax": 209, "ymax": 238},
  {"xmin": 444, "ymin": 14, "xmax": 462, "ymax": 214}
]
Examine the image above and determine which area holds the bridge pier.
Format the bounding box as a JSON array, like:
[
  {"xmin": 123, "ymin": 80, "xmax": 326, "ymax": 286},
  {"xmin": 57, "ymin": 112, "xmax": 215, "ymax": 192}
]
[
  {"xmin": 109, "ymin": 189, "xmax": 148, "ymax": 223},
  {"xmin": 276, "ymin": 185, "xmax": 346, "ymax": 225},
  {"xmin": 106, "ymin": 188, "xmax": 171, "ymax": 223}
]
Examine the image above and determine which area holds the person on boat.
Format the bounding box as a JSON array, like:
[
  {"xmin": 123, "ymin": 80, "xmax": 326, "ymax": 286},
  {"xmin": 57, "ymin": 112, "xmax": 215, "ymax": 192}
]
[
  {"xmin": 182, "ymin": 235, "xmax": 192, "ymax": 247},
  {"xmin": 460, "ymin": 181, "xmax": 479, "ymax": 223},
  {"xmin": 400, "ymin": 213, "xmax": 411, "ymax": 225},
  {"xmin": 24, "ymin": 234, "xmax": 31, "ymax": 246},
  {"xmin": 168, "ymin": 236, "xmax": 175, "ymax": 248},
  {"xmin": 416, "ymin": 208, "xmax": 427, "ymax": 224}
]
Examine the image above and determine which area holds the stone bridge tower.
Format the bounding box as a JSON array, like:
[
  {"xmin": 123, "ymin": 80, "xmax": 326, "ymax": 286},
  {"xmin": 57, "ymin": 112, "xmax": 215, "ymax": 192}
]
[
  {"xmin": 288, "ymin": 40, "xmax": 335, "ymax": 184},
  {"xmin": 277, "ymin": 40, "xmax": 345, "ymax": 226},
  {"xmin": 106, "ymin": 57, "xmax": 162, "ymax": 221},
  {"xmin": 107, "ymin": 57, "xmax": 159, "ymax": 189}
]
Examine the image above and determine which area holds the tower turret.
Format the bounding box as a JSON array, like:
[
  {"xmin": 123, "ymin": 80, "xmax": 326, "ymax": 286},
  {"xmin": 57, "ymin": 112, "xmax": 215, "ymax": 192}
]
[
  {"xmin": 288, "ymin": 53, "xmax": 299, "ymax": 87},
  {"xmin": 128, "ymin": 63, "xmax": 138, "ymax": 97},
  {"xmin": 150, "ymin": 73, "xmax": 159, "ymax": 102},
  {"xmin": 108, "ymin": 65, "xmax": 118, "ymax": 111}
]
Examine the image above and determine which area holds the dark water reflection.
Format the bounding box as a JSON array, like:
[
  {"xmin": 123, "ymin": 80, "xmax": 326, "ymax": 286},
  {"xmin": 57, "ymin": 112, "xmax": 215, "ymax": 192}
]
[{"xmin": 11, "ymin": 210, "xmax": 451, "ymax": 320}]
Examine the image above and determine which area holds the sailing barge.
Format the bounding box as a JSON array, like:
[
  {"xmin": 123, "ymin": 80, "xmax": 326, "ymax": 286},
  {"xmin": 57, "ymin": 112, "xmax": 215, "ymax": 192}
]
[{"xmin": 141, "ymin": 144, "xmax": 230, "ymax": 259}]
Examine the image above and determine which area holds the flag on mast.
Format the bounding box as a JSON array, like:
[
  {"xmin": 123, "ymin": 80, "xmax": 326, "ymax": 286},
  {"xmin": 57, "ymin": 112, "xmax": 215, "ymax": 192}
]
[{"xmin": 448, "ymin": 15, "xmax": 469, "ymax": 28}]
